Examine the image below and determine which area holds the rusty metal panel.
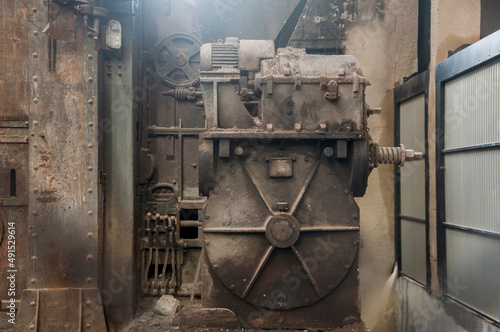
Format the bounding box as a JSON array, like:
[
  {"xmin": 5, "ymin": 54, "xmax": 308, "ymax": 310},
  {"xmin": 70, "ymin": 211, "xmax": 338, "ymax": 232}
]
[
  {"xmin": 0, "ymin": 0, "xmax": 29, "ymax": 121},
  {"xmin": 0, "ymin": 0, "xmax": 30, "ymax": 319},
  {"xmin": 27, "ymin": 0, "xmax": 100, "ymax": 288}
]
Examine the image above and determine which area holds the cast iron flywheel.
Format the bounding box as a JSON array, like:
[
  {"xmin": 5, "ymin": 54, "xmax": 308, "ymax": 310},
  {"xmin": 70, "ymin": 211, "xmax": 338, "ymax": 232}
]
[{"xmin": 203, "ymin": 150, "xmax": 360, "ymax": 310}]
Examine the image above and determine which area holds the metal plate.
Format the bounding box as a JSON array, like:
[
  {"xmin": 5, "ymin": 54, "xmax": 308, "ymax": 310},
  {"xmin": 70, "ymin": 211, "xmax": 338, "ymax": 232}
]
[{"xmin": 204, "ymin": 148, "xmax": 359, "ymax": 309}]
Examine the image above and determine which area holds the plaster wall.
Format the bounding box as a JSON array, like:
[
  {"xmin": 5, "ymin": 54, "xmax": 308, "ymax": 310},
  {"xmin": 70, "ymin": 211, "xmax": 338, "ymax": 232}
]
[{"xmin": 344, "ymin": 1, "xmax": 419, "ymax": 331}]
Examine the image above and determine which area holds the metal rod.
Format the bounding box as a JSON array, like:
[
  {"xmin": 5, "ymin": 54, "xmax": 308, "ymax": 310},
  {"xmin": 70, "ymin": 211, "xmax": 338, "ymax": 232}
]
[
  {"xmin": 442, "ymin": 141, "xmax": 500, "ymax": 154},
  {"xmin": 442, "ymin": 222, "xmax": 500, "ymax": 239}
]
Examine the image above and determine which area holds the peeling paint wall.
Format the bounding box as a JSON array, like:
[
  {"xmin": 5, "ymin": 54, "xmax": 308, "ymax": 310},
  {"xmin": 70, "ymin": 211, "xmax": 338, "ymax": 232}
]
[{"xmin": 343, "ymin": 0, "xmax": 419, "ymax": 331}]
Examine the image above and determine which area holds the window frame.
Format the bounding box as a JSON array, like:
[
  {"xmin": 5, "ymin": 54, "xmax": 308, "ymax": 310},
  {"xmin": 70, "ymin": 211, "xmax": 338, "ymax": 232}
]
[
  {"xmin": 435, "ymin": 29, "xmax": 500, "ymax": 325},
  {"xmin": 394, "ymin": 70, "xmax": 431, "ymax": 290}
]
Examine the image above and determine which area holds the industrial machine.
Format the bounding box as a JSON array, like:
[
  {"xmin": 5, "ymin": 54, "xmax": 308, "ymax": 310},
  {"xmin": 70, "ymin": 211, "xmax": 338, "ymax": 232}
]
[{"xmin": 140, "ymin": 35, "xmax": 421, "ymax": 329}]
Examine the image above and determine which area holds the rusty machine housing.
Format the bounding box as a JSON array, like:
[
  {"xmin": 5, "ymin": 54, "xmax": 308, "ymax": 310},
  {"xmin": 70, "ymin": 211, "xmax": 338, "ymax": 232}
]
[{"xmin": 198, "ymin": 38, "xmax": 369, "ymax": 329}]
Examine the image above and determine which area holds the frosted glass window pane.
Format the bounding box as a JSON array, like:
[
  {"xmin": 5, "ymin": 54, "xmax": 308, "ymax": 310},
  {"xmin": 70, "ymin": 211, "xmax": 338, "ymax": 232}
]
[
  {"xmin": 446, "ymin": 229, "xmax": 500, "ymax": 321},
  {"xmin": 400, "ymin": 219, "xmax": 426, "ymax": 283},
  {"xmin": 400, "ymin": 94, "xmax": 426, "ymax": 219},
  {"xmin": 444, "ymin": 149, "xmax": 500, "ymax": 233},
  {"xmin": 444, "ymin": 57, "xmax": 500, "ymax": 150}
]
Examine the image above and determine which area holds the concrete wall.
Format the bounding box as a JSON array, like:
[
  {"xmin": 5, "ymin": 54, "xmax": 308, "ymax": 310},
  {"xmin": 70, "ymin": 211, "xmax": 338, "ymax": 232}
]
[{"xmin": 344, "ymin": 1, "xmax": 419, "ymax": 331}]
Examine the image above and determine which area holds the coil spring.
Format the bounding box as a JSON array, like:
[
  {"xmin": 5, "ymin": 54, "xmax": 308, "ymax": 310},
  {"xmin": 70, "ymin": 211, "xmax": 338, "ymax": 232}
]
[
  {"xmin": 376, "ymin": 146, "xmax": 403, "ymax": 165},
  {"xmin": 172, "ymin": 87, "xmax": 195, "ymax": 100}
]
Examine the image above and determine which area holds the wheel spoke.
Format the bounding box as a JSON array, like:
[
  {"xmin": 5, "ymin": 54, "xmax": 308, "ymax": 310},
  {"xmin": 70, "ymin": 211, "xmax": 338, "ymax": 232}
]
[
  {"xmin": 242, "ymin": 245, "xmax": 274, "ymax": 299},
  {"xmin": 289, "ymin": 160, "xmax": 320, "ymax": 215},
  {"xmin": 180, "ymin": 64, "xmax": 197, "ymax": 80},
  {"xmin": 184, "ymin": 44, "xmax": 199, "ymax": 59},
  {"xmin": 291, "ymin": 245, "xmax": 323, "ymax": 297},
  {"xmin": 239, "ymin": 161, "xmax": 275, "ymax": 216},
  {"xmin": 300, "ymin": 226, "xmax": 360, "ymax": 232},
  {"xmin": 158, "ymin": 61, "xmax": 178, "ymax": 77},
  {"xmin": 203, "ymin": 227, "xmax": 266, "ymax": 233}
]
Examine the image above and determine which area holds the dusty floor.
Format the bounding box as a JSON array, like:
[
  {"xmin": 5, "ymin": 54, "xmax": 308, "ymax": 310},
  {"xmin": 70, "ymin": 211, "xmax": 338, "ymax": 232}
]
[
  {"xmin": 0, "ymin": 297, "xmax": 367, "ymax": 331},
  {"xmin": 124, "ymin": 296, "xmax": 368, "ymax": 332}
]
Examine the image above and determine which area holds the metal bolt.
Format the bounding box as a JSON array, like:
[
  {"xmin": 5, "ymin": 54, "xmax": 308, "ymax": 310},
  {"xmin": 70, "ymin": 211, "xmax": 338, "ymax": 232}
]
[
  {"xmin": 33, "ymin": 30, "xmax": 38, "ymax": 35},
  {"xmin": 87, "ymin": 32, "xmax": 93, "ymax": 37},
  {"xmin": 87, "ymin": 232, "xmax": 93, "ymax": 238},
  {"xmin": 323, "ymin": 147, "xmax": 334, "ymax": 158},
  {"xmin": 25, "ymin": 121, "xmax": 29, "ymax": 126},
  {"xmin": 87, "ymin": 255, "xmax": 93, "ymax": 261},
  {"xmin": 88, "ymin": 122, "xmax": 94, "ymax": 127},
  {"xmin": 86, "ymin": 323, "xmax": 91, "ymax": 328},
  {"xmin": 213, "ymin": 264, "xmax": 218, "ymax": 270},
  {"xmin": 234, "ymin": 147, "xmax": 244, "ymax": 156},
  {"xmin": 29, "ymin": 325, "xmax": 35, "ymax": 330},
  {"xmin": 205, "ymin": 240, "xmax": 209, "ymax": 245},
  {"xmin": 33, "ymin": 143, "xmax": 38, "ymax": 148},
  {"xmin": 107, "ymin": 72, "xmax": 112, "ymax": 77},
  {"xmin": 32, "ymin": 7, "xmax": 37, "ymax": 12},
  {"xmin": 344, "ymin": 265, "xmax": 349, "ymax": 270},
  {"xmin": 93, "ymin": 36, "xmax": 98, "ymax": 41},
  {"xmin": 205, "ymin": 215, "xmax": 209, "ymax": 219},
  {"xmin": 30, "ymin": 301, "xmax": 36, "ymax": 306},
  {"xmin": 33, "ymin": 76, "xmax": 38, "ymax": 81},
  {"xmin": 88, "ymin": 99, "xmax": 94, "ymax": 105},
  {"xmin": 353, "ymin": 214, "xmax": 358, "ymax": 220},
  {"xmin": 88, "ymin": 189, "xmax": 93, "ymax": 193},
  {"xmin": 118, "ymin": 64, "xmax": 123, "ymax": 69},
  {"xmin": 32, "ymin": 53, "xmax": 38, "ymax": 58},
  {"xmin": 33, "ymin": 188, "xmax": 38, "ymax": 193},
  {"xmin": 32, "ymin": 210, "xmax": 38, "ymax": 215},
  {"xmin": 73, "ymin": 176, "xmax": 78, "ymax": 181},
  {"xmin": 31, "ymin": 278, "xmax": 36, "ymax": 284},
  {"xmin": 33, "ymin": 166, "xmax": 38, "ymax": 170},
  {"xmin": 86, "ymin": 300, "xmax": 91, "ymax": 306},
  {"xmin": 88, "ymin": 166, "xmax": 93, "ymax": 171},
  {"xmin": 88, "ymin": 210, "xmax": 93, "ymax": 215},
  {"xmin": 88, "ymin": 143, "xmax": 93, "ymax": 148},
  {"xmin": 344, "ymin": 189, "xmax": 349, "ymax": 194},
  {"xmin": 172, "ymin": 180, "xmax": 176, "ymax": 184},
  {"xmin": 118, "ymin": 72, "xmax": 122, "ymax": 76},
  {"xmin": 88, "ymin": 77, "xmax": 93, "ymax": 82},
  {"xmin": 191, "ymin": 163, "xmax": 197, "ymax": 168},
  {"xmin": 86, "ymin": 277, "xmax": 92, "ymax": 283},
  {"xmin": 230, "ymin": 285, "xmax": 235, "ymax": 290},
  {"xmin": 31, "ymin": 256, "xmax": 37, "ymax": 261},
  {"xmin": 33, "ymin": 98, "xmax": 39, "ymax": 104},
  {"xmin": 32, "ymin": 233, "xmax": 37, "ymax": 238},
  {"xmin": 34, "ymin": 121, "xmax": 39, "ymax": 126}
]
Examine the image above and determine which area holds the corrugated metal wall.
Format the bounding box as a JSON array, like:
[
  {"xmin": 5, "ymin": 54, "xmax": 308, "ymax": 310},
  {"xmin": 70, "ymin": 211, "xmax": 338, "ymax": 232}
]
[{"xmin": 443, "ymin": 57, "xmax": 500, "ymax": 322}]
